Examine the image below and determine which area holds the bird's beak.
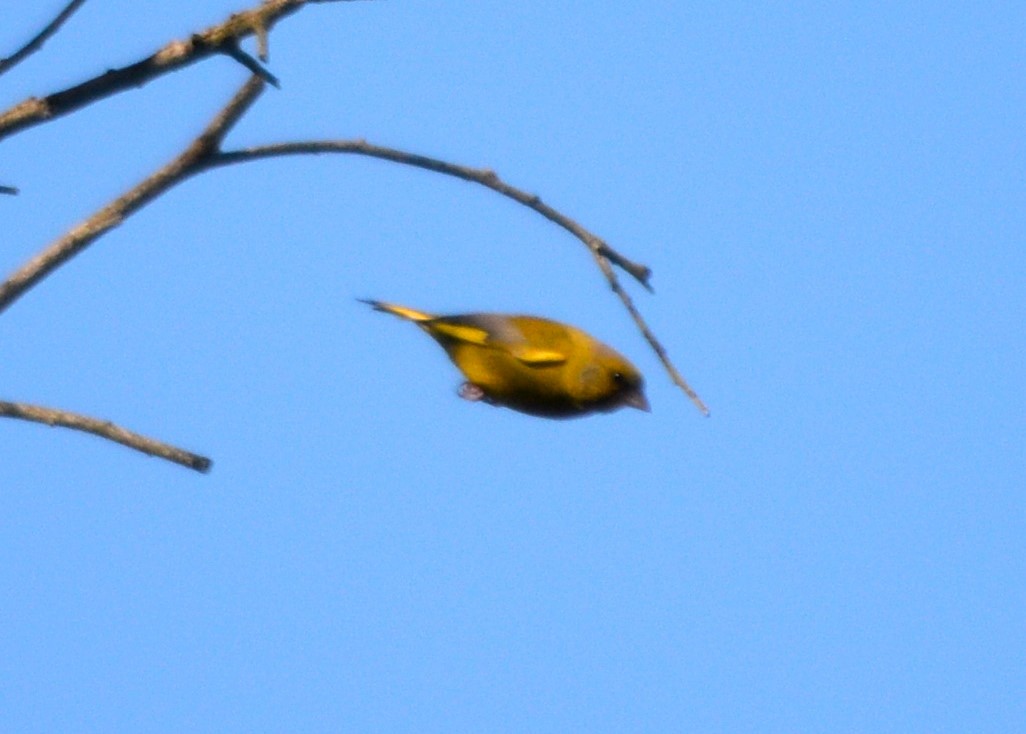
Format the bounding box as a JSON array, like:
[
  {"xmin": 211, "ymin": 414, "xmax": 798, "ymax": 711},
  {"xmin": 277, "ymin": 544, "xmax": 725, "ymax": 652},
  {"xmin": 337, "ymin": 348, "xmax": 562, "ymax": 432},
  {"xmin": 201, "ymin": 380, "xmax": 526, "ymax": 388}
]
[{"xmin": 622, "ymin": 389, "xmax": 651, "ymax": 412}]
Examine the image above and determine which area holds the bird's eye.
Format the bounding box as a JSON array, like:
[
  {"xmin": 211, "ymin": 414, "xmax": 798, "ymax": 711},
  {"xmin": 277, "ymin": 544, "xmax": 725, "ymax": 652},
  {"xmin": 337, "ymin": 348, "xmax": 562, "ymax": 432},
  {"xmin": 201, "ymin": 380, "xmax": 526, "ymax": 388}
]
[{"xmin": 612, "ymin": 372, "xmax": 625, "ymax": 383}]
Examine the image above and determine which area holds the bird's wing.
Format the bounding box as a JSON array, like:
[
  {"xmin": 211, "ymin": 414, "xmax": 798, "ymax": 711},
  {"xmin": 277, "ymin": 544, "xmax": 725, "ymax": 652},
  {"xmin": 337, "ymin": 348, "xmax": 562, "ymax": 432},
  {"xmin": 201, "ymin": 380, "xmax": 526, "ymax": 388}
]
[{"xmin": 429, "ymin": 315, "xmax": 568, "ymax": 367}]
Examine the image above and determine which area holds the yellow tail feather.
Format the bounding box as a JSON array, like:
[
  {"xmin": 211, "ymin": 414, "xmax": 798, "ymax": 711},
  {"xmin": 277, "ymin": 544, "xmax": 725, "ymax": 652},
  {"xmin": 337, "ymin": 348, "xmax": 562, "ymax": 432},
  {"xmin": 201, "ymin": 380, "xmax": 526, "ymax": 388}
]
[{"xmin": 358, "ymin": 299, "xmax": 434, "ymax": 323}]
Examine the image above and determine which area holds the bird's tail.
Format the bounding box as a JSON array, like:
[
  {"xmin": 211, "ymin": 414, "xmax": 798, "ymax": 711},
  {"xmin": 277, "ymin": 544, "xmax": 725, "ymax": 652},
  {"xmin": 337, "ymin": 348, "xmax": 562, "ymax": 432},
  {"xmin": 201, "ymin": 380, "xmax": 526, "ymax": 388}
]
[{"xmin": 358, "ymin": 299, "xmax": 434, "ymax": 323}]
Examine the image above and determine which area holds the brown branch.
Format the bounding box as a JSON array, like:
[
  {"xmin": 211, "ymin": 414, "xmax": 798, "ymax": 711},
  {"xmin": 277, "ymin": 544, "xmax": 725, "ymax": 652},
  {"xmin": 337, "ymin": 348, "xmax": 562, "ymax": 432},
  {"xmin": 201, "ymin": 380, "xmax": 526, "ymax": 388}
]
[
  {"xmin": 0, "ymin": 0, "xmax": 368, "ymax": 144},
  {"xmin": 0, "ymin": 76, "xmax": 266, "ymax": 316},
  {"xmin": 205, "ymin": 141, "xmax": 706, "ymax": 413},
  {"xmin": 0, "ymin": 0, "xmax": 88, "ymax": 77},
  {"xmin": 0, "ymin": 400, "xmax": 212, "ymax": 472}
]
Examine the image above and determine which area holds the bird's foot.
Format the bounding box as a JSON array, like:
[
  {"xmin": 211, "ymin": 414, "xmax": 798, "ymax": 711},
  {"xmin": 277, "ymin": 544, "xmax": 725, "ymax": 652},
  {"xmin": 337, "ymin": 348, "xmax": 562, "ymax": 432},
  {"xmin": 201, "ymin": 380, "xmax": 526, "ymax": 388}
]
[{"xmin": 458, "ymin": 382, "xmax": 488, "ymax": 402}]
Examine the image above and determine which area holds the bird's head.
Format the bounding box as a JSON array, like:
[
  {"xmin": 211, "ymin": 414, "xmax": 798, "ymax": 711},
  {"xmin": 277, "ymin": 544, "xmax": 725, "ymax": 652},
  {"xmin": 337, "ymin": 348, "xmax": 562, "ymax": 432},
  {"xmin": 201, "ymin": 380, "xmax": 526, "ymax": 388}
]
[{"xmin": 580, "ymin": 347, "xmax": 650, "ymax": 413}]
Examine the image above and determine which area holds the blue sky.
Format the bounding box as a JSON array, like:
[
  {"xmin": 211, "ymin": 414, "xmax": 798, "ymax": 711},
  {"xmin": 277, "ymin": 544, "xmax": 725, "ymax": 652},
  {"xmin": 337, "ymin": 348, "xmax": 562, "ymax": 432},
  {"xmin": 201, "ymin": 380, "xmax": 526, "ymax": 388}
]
[{"xmin": 2, "ymin": 1, "xmax": 1024, "ymax": 731}]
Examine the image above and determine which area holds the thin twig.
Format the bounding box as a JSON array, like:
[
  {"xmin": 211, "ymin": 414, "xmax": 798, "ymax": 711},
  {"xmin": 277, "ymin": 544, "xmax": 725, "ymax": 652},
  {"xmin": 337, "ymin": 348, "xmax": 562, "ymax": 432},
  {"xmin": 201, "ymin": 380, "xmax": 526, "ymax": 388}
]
[
  {"xmin": 0, "ymin": 400, "xmax": 212, "ymax": 472},
  {"xmin": 592, "ymin": 255, "xmax": 710, "ymax": 415},
  {"xmin": 222, "ymin": 41, "xmax": 280, "ymax": 87},
  {"xmin": 1, "ymin": 185, "xmax": 19, "ymax": 195},
  {"xmin": 0, "ymin": 0, "xmax": 369, "ymax": 143},
  {"xmin": 0, "ymin": 0, "xmax": 88, "ymax": 77},
  {"xmin": 209, "ymin": 141, "xmax": 654, "ymax": 289}
]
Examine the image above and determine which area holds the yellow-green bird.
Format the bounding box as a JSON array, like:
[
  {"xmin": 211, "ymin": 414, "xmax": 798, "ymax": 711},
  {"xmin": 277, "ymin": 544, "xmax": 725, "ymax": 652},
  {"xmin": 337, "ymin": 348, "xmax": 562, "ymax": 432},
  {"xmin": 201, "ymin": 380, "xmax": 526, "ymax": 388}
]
[{"xmin": 360, "ymin": 299, "xmax": 650, "ymax": 418}]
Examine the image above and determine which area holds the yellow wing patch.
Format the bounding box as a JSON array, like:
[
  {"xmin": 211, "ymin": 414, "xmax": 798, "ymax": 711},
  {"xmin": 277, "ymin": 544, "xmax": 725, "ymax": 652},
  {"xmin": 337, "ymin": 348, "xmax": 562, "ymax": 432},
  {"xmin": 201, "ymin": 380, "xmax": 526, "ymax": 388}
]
[{"xmin": 507, "ymin": 345, "xmax": 567, "ymax": 366}]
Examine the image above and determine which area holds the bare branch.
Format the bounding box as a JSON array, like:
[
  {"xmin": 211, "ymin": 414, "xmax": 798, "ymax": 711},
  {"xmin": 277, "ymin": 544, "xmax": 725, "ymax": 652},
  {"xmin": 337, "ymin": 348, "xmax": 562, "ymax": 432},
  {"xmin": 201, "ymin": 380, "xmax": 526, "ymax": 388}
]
[
  {"xmin": 0, "ymin": 0, "xmax": 368, "ymax": 144},
  {"xmin": 0, "ymin": 400, "xmax": 212, "ymax": 472},
  {"xmin": 195, "ymin": 74, "xmax": 267, "ymax": 150},
  {"xmin": 0, "ymin": 0, "xmax": 88, "ymax": 77},
  {"xmin": 0, "ymin": 76, "xmax": 266, "ymax": 316},
  {"xmin": 1, "ymin": 185, "xmax": 19, "ymax": 195}
]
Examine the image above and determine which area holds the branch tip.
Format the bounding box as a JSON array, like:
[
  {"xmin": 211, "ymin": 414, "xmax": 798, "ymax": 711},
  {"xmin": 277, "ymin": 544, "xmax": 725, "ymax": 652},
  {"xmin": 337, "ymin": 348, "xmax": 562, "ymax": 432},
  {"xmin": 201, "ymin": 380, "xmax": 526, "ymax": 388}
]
[
  {"xmin": 223, "ymin": 42, "xmax": 279, "ymax": 87},
  {"xmin": 0, "ymin": 400, "xmax": 213, "ymax": 474},
  {"xmin": 193, "ymin": 456, "xmax": 214, "ymax": 473}
]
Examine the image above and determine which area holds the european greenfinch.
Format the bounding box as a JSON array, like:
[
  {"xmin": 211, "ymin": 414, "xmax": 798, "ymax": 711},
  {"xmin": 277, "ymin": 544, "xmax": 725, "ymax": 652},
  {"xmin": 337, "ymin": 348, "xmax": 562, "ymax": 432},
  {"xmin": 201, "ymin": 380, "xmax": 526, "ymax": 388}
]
[{"xmin": 360, "ymin": 299, "xmax": 649, "ymax": 418}]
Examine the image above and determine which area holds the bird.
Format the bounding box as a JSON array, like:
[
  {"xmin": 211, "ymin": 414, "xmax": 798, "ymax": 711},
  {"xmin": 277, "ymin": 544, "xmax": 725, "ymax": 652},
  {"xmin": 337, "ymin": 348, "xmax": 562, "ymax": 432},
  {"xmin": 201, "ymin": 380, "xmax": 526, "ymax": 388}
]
[{"xmin": 359, "ymin": 299, "xmax": 650, "ymax": 418}]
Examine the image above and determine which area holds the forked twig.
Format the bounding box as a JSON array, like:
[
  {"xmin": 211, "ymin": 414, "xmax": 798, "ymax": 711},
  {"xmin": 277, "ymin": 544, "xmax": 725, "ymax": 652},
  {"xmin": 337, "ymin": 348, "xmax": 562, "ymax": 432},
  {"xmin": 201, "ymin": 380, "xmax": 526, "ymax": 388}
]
[{"xmin": 0, "ymin": 0, "xmax": 370, "ymax": 144}]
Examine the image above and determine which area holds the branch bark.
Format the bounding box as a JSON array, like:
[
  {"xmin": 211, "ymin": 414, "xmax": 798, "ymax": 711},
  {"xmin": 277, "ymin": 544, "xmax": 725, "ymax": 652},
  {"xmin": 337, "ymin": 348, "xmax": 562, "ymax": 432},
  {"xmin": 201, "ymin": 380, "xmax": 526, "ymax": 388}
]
[{"xmin": 0, "ymin": 401, "xmax": 212, "ymax": 472}]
